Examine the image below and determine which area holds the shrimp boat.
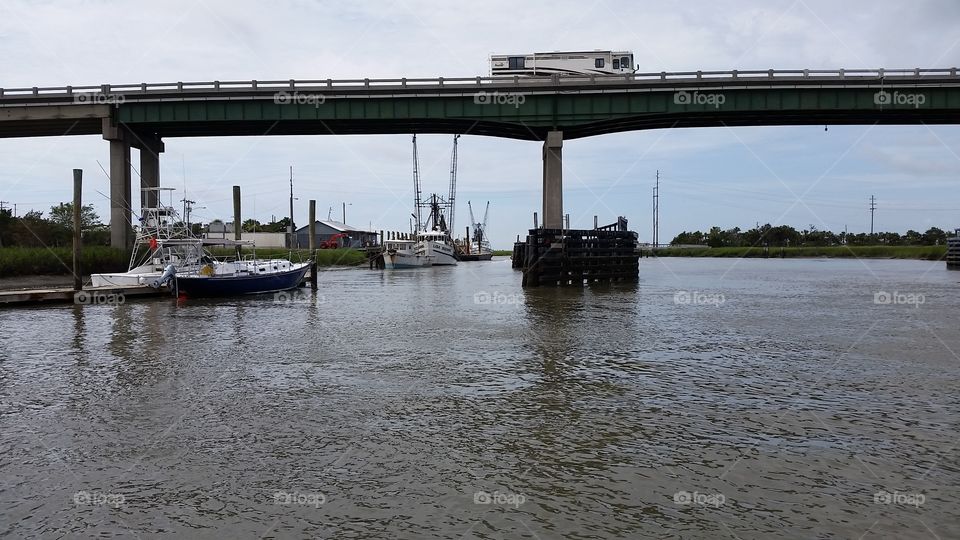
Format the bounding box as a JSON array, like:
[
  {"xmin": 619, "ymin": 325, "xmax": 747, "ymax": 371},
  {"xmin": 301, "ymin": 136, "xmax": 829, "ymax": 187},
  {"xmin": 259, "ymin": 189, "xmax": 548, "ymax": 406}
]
[{"xmin": 383, "ymin": 135, "xmax": 459, "ymax": 269}]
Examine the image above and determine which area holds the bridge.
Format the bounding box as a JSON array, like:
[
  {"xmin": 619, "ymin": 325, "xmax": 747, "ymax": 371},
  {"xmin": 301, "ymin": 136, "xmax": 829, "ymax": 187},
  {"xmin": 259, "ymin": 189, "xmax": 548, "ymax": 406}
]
[{"xmin": 2, "ymin": 68, "xmax": 960, "ymax": 247}]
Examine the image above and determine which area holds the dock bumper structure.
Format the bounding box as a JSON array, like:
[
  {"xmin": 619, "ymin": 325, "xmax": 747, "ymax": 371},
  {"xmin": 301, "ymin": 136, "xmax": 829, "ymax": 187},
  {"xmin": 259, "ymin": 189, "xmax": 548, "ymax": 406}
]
[{"xmin": 515, "ymin": 218, "xmax": 640, "ymax": 287}]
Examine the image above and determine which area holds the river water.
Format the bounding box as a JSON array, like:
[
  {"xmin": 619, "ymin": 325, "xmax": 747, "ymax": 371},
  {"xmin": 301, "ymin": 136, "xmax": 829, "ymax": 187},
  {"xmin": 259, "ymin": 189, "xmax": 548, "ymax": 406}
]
[{"xmin": 1, "ymin": 257, "xmax": 958, "ymax": 539}]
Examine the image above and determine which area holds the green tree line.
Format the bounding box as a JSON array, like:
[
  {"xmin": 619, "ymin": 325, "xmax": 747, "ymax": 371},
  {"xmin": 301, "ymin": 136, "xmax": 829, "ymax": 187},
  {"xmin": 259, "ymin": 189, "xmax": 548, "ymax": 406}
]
[{"xmin": 670, "ymin": 224, "xmax": 952, "ymax": 248}]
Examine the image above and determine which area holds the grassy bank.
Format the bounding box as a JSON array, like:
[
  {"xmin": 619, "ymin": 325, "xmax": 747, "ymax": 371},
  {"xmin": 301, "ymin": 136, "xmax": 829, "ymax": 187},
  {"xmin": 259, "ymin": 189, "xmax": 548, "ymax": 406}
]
[
  {"xmin": 653, "ymin": 245, "xmax": 947, "ymax": 260},
  {"xmin": 210, "ymin": 248, "xmax": 368, "ymax": 267},
  {"xmin": 0, "ymin": 246, "xmax": 130, "ymax": 277},
  {"xmin": 492, "ymin": 250, "xmax": 512, "ymax": 256}
]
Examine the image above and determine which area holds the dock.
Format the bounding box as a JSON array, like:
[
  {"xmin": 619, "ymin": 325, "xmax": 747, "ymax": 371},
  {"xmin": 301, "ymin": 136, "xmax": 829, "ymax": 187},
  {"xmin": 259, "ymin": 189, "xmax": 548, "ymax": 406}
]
[{"xmin": 0, "ymin": 285, "xmax": 168, "ymax": 307}]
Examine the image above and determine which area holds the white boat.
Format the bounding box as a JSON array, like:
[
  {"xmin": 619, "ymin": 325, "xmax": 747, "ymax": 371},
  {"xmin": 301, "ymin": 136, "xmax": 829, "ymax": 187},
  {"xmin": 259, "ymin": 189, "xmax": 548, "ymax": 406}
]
[
  {"xmin": 417, "ymin": 230, "xmax": 458, "ymax": 266},
  {"xmin": 91, "ymin": 188, "xmax": 210, "ymax": 287},
  {"xmin": 383, "ymin": 239, "xmax": 432, "ymax": 268}
]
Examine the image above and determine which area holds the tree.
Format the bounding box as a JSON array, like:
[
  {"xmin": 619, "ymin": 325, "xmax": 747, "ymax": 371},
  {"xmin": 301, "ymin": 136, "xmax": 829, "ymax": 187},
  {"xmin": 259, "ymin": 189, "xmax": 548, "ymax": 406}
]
[
  {"xmin": 0, "ymin": 208, "xmax": 11, "ymax": 247},
  {"xmin": 922, "ymin": 227, "xmax": 947, "ymax": 245},
  {"xmin": 48, "ymin": 202, "xmax": 101, "ymax": 230},
  {"xmin": 241, "ymin": 219, "xmax": 262, "ymax": 233}
]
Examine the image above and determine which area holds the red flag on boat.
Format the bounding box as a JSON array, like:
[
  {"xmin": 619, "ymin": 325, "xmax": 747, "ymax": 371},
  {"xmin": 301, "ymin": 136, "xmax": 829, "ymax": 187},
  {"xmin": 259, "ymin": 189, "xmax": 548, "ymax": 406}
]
[{"xmin": 149, "ymin": 237, "xmax": 158, "ymax": 250}]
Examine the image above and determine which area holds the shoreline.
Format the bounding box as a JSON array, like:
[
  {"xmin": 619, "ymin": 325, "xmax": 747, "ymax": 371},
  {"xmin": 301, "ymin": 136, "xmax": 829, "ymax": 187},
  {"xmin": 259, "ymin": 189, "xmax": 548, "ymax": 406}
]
[{"xmin": 652, "ymin": 245, "xmax": 946, "ymax": 260}]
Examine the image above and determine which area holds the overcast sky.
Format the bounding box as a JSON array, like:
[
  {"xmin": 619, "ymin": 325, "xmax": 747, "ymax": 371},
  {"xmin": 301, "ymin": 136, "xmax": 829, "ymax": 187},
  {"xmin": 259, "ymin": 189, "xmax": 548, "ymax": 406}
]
[{"xmin": 2, "ymin": 0, "xmax": 960, "ymax": 247}]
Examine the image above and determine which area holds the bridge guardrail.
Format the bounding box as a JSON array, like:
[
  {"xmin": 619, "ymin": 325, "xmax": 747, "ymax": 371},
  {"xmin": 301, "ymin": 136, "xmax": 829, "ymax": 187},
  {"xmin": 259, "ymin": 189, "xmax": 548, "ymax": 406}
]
[{"xmin": 1, "ymin": 68, "xmax": 958, "ymax": 99}]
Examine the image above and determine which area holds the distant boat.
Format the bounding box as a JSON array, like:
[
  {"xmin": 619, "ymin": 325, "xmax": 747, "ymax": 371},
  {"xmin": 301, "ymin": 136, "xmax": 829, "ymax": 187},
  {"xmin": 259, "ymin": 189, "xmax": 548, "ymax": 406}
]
[{"xmin": 457, "ymin": 200, "xmax": 493, "ymax": 261}]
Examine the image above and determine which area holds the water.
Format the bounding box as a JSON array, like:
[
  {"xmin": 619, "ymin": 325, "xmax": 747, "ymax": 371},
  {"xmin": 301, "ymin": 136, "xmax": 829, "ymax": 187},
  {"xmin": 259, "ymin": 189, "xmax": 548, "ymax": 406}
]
[{"xmin": 1, "ymin": 257, "xmax": 958, "ymax": 539}]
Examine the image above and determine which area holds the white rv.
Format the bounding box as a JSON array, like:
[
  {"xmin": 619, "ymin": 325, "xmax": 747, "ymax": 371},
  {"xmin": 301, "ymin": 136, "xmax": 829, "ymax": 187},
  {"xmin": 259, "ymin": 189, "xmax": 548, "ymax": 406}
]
[{"xmin": 489, "ymin": 51, "xmax": 636, "ymax": 77}]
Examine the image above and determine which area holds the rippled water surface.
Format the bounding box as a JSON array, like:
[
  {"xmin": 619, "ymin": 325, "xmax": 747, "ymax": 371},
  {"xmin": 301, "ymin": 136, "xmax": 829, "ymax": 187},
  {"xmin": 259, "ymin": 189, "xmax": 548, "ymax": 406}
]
[{"xmin": 2, "ymin": 257, "xmax": 959, "ymax": 539}]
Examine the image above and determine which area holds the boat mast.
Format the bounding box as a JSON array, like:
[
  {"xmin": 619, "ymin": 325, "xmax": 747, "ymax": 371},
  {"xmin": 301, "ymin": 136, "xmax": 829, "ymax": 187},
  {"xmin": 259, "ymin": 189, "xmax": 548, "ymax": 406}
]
[
  {"xmin": 447, "ymin": 134, "xmax": 460, "ymax": 236},
  {"xmin": 412, "ymin": 135, "xmax": 422, "ymax": 231}
]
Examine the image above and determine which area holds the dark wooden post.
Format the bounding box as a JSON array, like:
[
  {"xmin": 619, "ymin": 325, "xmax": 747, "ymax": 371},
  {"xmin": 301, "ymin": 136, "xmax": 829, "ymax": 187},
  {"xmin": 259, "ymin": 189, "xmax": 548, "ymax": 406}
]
[
  {"xmin": 72, "ymin": 169, "xmax": 82, "ymax": 291},
  {"xmin": 232, "ymin": 186, "xmax": 241, "ymax": 241},
  {"xmin": 308, "ymin": 200, "xmax": 316, "ymax": 251}
]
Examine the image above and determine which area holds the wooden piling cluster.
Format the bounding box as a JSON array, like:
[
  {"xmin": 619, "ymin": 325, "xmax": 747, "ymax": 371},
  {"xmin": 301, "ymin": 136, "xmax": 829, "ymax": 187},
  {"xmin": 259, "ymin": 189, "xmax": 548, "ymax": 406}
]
[
  {"xmin": 515, "ymin": 222, "xmax": 640, "ymax": 287},
  {"xmin": 947, "ymin": 232, "xmax": 960, "ymax": 269}
]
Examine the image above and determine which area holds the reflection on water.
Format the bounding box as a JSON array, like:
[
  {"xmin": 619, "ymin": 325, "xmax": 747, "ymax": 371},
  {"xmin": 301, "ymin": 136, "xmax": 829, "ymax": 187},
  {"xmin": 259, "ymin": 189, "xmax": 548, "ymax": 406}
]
[{"xmin": 1, "ymin": 258, "xmax": 958, "ymax": 538}]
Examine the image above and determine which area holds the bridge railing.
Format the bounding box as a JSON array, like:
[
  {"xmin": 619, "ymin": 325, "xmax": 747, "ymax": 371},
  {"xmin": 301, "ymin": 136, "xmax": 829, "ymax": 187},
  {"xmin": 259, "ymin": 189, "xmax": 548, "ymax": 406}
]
[{"xmin": 2, "ymin": 68, "xmax": 958, "ymax": 98}]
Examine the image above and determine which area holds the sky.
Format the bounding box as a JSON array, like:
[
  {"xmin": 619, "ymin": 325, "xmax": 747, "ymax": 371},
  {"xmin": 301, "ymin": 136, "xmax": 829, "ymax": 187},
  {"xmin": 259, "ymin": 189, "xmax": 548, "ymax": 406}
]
[{"xmin": 2, "ymin": 0, "xmax": 960, "ymax": 248}]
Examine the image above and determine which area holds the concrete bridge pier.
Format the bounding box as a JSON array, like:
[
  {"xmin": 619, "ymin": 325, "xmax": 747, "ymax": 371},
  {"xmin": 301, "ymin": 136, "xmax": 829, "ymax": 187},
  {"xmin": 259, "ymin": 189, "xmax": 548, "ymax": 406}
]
[
  {"xmin": 139, "ymin": 136, "xmax": 164, "ymax": 210},
  {"xmin": 103, "ymin": 120, "xmax": 133, "ymax": 249},
  {"xmin": 542, "ymin": 131, "xmax": 563, "ymax": 229}
]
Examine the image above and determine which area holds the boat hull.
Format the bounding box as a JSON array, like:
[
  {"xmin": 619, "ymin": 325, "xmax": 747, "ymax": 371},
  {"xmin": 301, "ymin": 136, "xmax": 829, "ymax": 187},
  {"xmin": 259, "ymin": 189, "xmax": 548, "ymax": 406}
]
[
  {"xmin": 421, "ymin": 240, "xmax": 458, "ymax": 266},
  {"xmin": 175, "ymin": 263, "xmax": 310, "ymax": 297},
  {"xmin": 383, "ymin": 250, "xmax": 432, "ymax": 268}
]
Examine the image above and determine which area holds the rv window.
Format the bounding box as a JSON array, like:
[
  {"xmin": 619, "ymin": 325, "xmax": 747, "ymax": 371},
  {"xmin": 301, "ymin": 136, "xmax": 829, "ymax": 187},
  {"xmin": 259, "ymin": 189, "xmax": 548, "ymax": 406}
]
[
  {"xmin": 613, "ymin": 59, "xmax": 620, "ymax": 70},
  {"xmin": 595, "ymin": 58, "xmax": 604, "ymax": 68},
  {"xmin": 509, "ymin": 56, "xmax": 525, "ymax": 70},
  {"xmin": 622, "ymin": 57, "xmax": 630, "ymax": 68}
]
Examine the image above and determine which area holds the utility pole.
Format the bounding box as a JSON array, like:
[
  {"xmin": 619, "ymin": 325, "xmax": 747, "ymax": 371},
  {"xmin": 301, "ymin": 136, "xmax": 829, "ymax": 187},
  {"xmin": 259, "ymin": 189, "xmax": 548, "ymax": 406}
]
[
  {"xmin": 342, "ymin": 202, "xmax": 346, "ymax": 224},
  {"xmin": 869, "ymin": 195, "xmax": 876, "ymax": 235},
  {"xmin": 652, "ymin": 170, "xmax": 660, "ymax": 247},
  {"xmin": 181, "ymin": 198, "xmax": 196, "ymax": 230}
]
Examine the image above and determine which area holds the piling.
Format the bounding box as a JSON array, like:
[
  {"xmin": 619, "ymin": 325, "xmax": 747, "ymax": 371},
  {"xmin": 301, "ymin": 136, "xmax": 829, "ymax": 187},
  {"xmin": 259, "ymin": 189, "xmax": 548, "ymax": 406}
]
[
  {"xmin": 515, "ymin": 217, "xmax": 639, "ymax": 287},
  {"xmin": 308, "ymin": 200, "xmax": 316, "ymax": 250},
  {"xmin": 72, "ymin": 169, "xmax": 82, "ymax": 291},
  {"xmin": 309, "ymin": 261, "xmax": 318, "ymax": 290},
  {"xmin": 232, "ymin": 186, "xmax": 241, "ymax": 241},
  {"xmin": 947, "ymin": 231, "xmax": 960, "ymax": 269}
]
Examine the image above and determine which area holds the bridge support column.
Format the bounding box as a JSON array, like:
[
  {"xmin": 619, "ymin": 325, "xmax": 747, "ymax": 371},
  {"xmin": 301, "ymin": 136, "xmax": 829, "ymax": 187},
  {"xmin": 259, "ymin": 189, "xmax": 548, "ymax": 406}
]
[
  {"xmin": 542, "ymin": 130, "xmax": 563, "ymax": 229},
  {"xmin": 139, "ymin": 137, "xmax": 164, "ymax": 210},
  {"xmin": 103, "ymin": 120, "xmax": 133, "ymax": 250}
]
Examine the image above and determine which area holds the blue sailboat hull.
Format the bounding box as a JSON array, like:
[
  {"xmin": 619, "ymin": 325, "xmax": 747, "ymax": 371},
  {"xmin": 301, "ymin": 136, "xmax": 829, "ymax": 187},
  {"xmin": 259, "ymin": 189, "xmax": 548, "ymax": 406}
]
[{"xmin": 176, "ymin": 264, "xmax": 310, "ymax": 297}]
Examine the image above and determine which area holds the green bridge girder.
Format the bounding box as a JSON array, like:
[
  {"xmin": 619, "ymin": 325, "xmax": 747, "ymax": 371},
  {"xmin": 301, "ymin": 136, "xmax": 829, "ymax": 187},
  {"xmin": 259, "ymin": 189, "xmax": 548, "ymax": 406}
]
[{"xmin": 116, "ymin": 86, "xmax": 960, "ymax": 140}]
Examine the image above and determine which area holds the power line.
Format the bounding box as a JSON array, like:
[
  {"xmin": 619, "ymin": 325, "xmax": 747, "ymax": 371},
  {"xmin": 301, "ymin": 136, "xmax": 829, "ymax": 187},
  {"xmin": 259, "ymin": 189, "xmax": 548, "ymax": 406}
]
[{"xmin": 869, "ymin": 195, "xmax": 877, "ymax": 235}]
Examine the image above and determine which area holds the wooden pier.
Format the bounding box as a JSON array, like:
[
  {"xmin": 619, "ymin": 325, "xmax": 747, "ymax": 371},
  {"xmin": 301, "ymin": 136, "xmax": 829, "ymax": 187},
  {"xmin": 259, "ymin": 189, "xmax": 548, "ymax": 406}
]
[
  {"xmin": 513, "ymin": 218, "xmax": 640, "ymax": 286},
  {"xmin": 0, "ymin": 285, "xmax": 167, "ymax": 307}
]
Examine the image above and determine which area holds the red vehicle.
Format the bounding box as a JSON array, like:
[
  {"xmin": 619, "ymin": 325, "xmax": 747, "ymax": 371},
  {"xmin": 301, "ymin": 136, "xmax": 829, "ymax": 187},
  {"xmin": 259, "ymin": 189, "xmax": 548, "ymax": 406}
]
[{"xmin": 320, "ymin": 232, "xmax": 350, "ymax": 249}]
